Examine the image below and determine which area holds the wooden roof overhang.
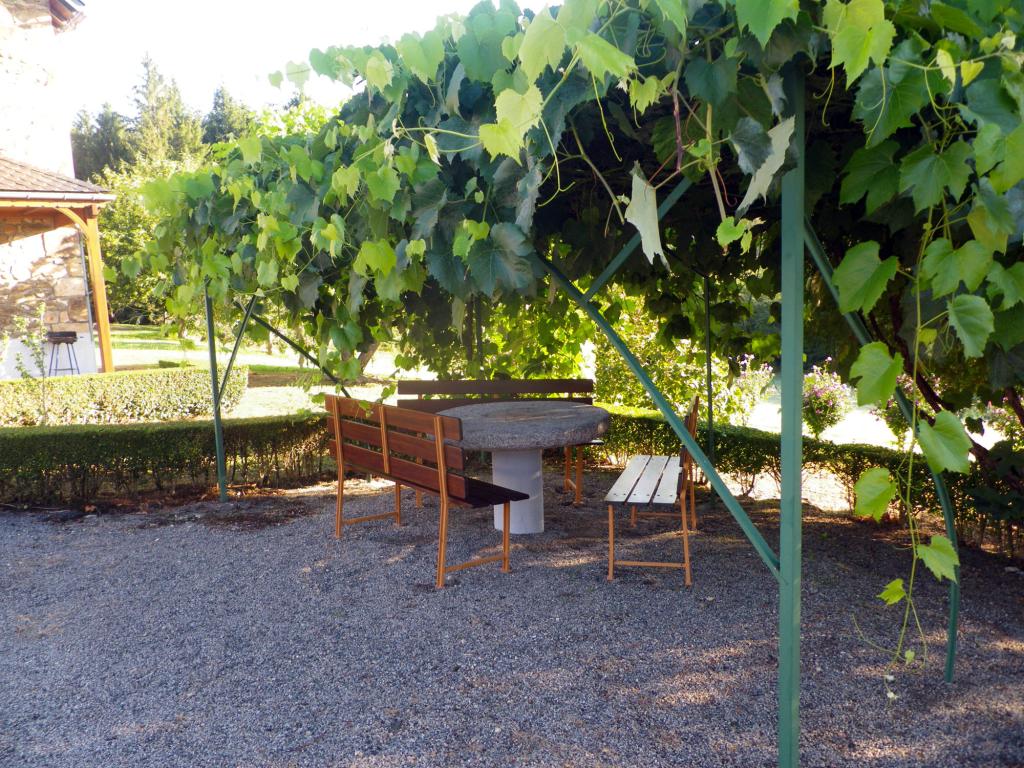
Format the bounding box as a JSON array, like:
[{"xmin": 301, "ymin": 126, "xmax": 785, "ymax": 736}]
[{"xmin": 0, "ymin": 157, "xmax": 115, "ymax": 372}]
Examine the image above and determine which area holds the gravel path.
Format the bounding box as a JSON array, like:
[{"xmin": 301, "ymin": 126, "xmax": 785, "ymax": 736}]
[{"xmin": 2, "ymin": 470, "xmax": 1022, "ymax": 768}]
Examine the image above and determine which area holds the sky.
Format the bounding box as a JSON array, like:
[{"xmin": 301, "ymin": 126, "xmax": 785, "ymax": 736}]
[{"xmin": 64, "ymin": 0, "xmax": 544, "ymax": 116}]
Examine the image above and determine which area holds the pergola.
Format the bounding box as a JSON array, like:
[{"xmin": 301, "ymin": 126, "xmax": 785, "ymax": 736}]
[{"xmin": 0, "ymin": 156, "xmax": 115, "ymax": 372}]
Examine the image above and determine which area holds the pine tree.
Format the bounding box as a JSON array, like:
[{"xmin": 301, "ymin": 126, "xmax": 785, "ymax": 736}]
[
  {"xmin": 128, "ymin": 56, "xmax": 204, "ymax": 165},
  {"xmin": 71, "ymin": 104, "xmax": 129, "ymax": 180},
  {"xmin": 202, "ymin": 86, "xmax": 255, "ymax": 144}
]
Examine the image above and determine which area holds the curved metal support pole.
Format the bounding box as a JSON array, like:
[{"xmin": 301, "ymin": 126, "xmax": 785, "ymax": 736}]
[
  {"xmin": 219, "ymin": 295, "xmax": 257, "ymax": 399},
  {"xmin": 804, "ymin": 219, "xmax": 960, "ymax": 683},
  {"xmin": 204, "ymin": 285, "xmax": 228, "ymax": 502},
  {"xmin": 534, "ymin": 254, "xmax": 781, "ymax": 581}
]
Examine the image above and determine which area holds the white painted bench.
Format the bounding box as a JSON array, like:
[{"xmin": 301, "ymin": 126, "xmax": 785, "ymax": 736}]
[{"xmin": 603, "ymin": 398, "xmax": 700, "ymax": 587}]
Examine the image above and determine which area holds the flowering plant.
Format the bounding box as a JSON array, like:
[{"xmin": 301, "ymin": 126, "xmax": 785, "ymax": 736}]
[{"xmin": 802, "ymin": 359, "xmax": 852, "ymax": 439}]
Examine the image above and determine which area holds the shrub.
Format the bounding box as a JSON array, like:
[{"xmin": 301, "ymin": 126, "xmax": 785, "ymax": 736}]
[
  {"xmin": 802, "ymin": 361, "xmax": 852, "ymax": 438},
  {"xmin": 0, "ymin": 413, "xmax": 328, "ymax": 503},
  {"xmin": 0, "ymin": 366, "xmax": 247, "ymax": 427},
  {"xmin": 595, "ymin": 313, "xmax": 772, "ymax": 426}
]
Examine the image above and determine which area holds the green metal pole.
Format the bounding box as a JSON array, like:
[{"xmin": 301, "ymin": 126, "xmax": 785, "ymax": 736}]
[
  {"xmin": 704, "ymin": 275, "xmax": 715, "ymax": 462},
  {"xmin": 219, "ymin": 295, "xmax": 257, "ymax": 399},
  {"xmin": 778, "ymin": 64, "xmax": 805, "ymax": 768},
  {"xmin": 803, "ymin": 221, "xmax": 960, "ymax": 682},
  {"xmin": 204, "ymin": 286, "xmax": 228, "ymax": 502}
]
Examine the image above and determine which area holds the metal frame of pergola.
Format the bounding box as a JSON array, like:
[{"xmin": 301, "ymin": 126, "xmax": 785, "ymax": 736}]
[{"xmin": 202, "ymin": 63, "xmax": 960, "ymax": 768}]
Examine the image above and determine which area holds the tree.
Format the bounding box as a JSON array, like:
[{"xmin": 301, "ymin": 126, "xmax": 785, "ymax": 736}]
[
  {"xmin": 128, "ymin": 56, "xmax": 204, "ymax": 165},
  {"xmin": 71, "ymin": 103, "xmax": 130, "ymax": 180},
  {"xmin": 202, "ymin": 86, "xmax": 255, "ymax": 144}
]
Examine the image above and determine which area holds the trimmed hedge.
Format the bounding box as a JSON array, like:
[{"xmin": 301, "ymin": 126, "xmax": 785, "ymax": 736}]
[
  {"xmin": 0, "ymin": 366, "xmax": 248, "ymax": 427},
  {"xmin": 0, "ymin": 401, "xmax": 1000, "ymax": 550},
  {"xmin": 0, "ymin": 413, "xmax": 328, "ymax": 503}
]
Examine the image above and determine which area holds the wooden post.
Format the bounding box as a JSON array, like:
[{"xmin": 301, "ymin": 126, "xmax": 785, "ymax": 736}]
[{"xmin": 83, "ymin": 211, "xmax": 113, "ymax": 373}]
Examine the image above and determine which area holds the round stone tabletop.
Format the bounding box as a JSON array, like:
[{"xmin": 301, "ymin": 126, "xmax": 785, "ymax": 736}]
[{"xmin": 440, "ymin": 401, "xmax": 610, "ymax": 451}]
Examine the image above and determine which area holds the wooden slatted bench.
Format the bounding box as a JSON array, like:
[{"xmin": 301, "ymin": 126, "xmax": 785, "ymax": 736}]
[
  {"xmin": 325, "ymin": 395, "xmax": 529, "ymax": 589},
  {"xmin": 396, "ymin": 378, "xmax": 601, "ymax": 505},
  {"xmin": 604, "ymin": 398, "xmax": 700, "ymax": 587}
]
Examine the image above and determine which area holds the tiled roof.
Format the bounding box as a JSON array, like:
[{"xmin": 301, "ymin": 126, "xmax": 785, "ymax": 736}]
[{"xmin": 0, "ymin": 156, "xmax": 112, "ymax": 201}]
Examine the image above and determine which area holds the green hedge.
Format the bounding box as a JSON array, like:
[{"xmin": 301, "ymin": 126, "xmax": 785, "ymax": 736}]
[
  {"xmin": 0, "ymin": 366, "xmax": 248, "ymax": 427},
  {"xmin": 0, "ymin": 413, "xmax": 328, "ymax": 503},
  {"xmin": 0, "ymin": 402, "xmax": 996, "ymax": 548}
]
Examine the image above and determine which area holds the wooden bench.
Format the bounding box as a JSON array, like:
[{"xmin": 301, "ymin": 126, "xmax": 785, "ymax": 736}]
[
  {"xmin": 604, "ymin": 398, "xmax": 700, "ymax": 587},
  {"xmin": 396, "ymin": 378, "xmax": 600, "ymax": 504},
  {"xmin": 325, "ymin": 395, "xmax": 528, "ymax": 589}
]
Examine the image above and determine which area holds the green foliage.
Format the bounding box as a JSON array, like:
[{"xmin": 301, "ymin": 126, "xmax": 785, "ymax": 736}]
[
  {"xmin": 0, "ymin": 413, "xmax": 327, "ymax": 505},
  {"xmin": 202, "ymin": 86, "xmax": 256, "ymax": 144},
  {"xmin": 854, "ymin": 467, "xmax": 898, "ymax": 521},
  {"xmin": 0, "ymin": 366, "xmax": 246, "ymax": 427},
  {"xmin": 594, "ymin": 295, "xmax": 771, "ymax": 425}
]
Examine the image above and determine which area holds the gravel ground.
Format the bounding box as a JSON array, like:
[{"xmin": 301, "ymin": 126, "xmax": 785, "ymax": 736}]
[{"xmin": 2, "ymin": 470, "xmax": 1022, "ymax": 768}]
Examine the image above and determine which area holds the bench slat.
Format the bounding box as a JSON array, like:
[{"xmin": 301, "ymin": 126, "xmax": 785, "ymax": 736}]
[
  {"xmin": 340, "ymin": 418, "xmax": 464, "ymax": 469},
  {"xmin": 627, "ymin": 455, "xmax": 670, "ymax": 505},
  {"xmin": 399, "ymin": 396, "xmax": 593, "ymax": 412},
  {"xmin": 652, "ymin": 456, "xmax": 682, "ymax": 505},
  {"xmin": 605, "ymin": 455, "xmax": 650, "ymax": 502}
]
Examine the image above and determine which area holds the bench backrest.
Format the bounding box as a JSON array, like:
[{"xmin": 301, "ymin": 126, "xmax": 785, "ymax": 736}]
[
  {"xmin": 325, "ymin": 394, "xmax": 470, "ymax": 500},
  {"xmin": 396, "ymin": 378, "xmax": 594, "ymax": 413}
]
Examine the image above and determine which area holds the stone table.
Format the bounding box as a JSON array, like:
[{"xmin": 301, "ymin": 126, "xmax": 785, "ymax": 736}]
[{"xmin": 440, "ymin": 401, "xmax": 610, "ymax": 534}]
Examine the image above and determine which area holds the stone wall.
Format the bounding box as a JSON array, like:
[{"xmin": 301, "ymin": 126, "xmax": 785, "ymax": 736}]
[{"xmin": 0, "ymin": 0, "xmax": 97, "ymax": 378}]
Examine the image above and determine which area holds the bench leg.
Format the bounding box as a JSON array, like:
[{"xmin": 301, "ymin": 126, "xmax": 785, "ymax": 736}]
[
  {"xmin": 335, "ymin": 470, "xmax": 345, "ymax": 538},
  {"xmin": 680, "ymin": 492, "xmax": 692, "ymax": 587},
  {"xmin": 574, "ymin": 446, "xmax": 583, "ymax": 505},
  {"xmin": 436, "ymin": 499, "xmax": 450, "ymax": 589},
  {"xmin": 563, "ymin": 446, "xmax": 572, "ymax": 492},
  {"xmin": 502, "ymin": 502, "xmax": 511, "ymax": 573},
  {"xmin": 607, "ymin": 504, "xmax": 615, "ymax": 581},
  {"xmin": 690, "ymin": 474, "xmax": 697, "ymax": 531},
  {"xmin": 394, "ymin": 483, "xmax": 402, "ymax": 526},
  {"xmin": 630, "ymin": 504, "xmax": 638, "ymax": 527}
]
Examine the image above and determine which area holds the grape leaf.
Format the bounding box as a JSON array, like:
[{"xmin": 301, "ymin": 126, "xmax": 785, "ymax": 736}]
[
  {"xmin": 353, "ymin": 240, "xmax": 397, "ymax": 276},
  {"xmin": 576, "ymin": 32, "xmax": 636, "ymax": 80},
  {"xmin": 931, "ymin": 1, "xmax": 983, "ymax": 37},
  {"xmin": 730, "ymin": 117, "xmax": 772, "ymax": 176},
  {"xmin": 652, "ymin": 0, "xmax": 688, "ymax": 36},
  {"xmin": 280, "ymin": 274, "xmax": 299, "ymax": 292},
  {"xmin": 990, "ymin": 124, "xmax": 1024, "ymax": 193},
  {"xmin": 238, "ymin": 136, "xmax": 262, "ymax": 166},
  {"xmin": 898, "ymin": 141, "xmax": 972, "ymax": 212},
  {"xmin": 456, "ymin": 1, "xmax": 516, "ymax": 82},
  {"xmin": 365, "ymin": 165, "xmax": 400, "ymax": 203},
  {"xmin": 948, "ymin": 294, "xmax": 994, "ymax": 358},
  {"xmin": 736, "ymin": 116, "xmax": 794, "ymax": 215},
  {"xmin": 840, "ymin": 140, "xmax": 898, "ymax": 212},
  {"xmin": 396, "ymin": 29, "xmax": 445, "ymax": 82},
  {"xmin": 256, "ymin": 258, "xmax": 279, "ymax": 287},
  {"xmin": 961, "ymin": 77, "xmax": 1019, "ymax": 132},
  {"xmin": 736, "ymin": 0, "xmax": 798, "ymax": 47},
  {"xmin": 921, "ymin": 238, "xmax": 992, "ymax": 297},
  {"xmin": 555, "ymin": 0, "xmax": 599, "ymax": 44},
  {"xmin": 624, "ymin": 166, "xmax": 664, "ymax": 264},
  {"xmin": 915, "ymin": 535, "xmax": 960, "ymax": 582},
  {"xmin": 855, "ymin": 467, "xmax": 898, "ymax": 521},
  {"xmin": 878, "ymin": 578, "xmax": 906, "ymax": 605},
  {"xmin": 853, "ymin": 59, "xmax": 931, "ymax": 146},
  {"xmin": 919, "ymin": 411, "xmax": 972, "ymax": 474},
  {"xmin": 467, "ymin": 222, "xmax": 535, "ymax": 295},
  {"xmin": 684, "ymin": 56, "xmax": 738, "ymax": 110},
  {"xmin": 833, "ymin": 241, "xmax": 898, "ymax": 313},
  {"xmin": 823, "ymin": 0, "xmax": 896, "ymax": 83},
  {"xmin": 987, "ymin": 262, "xmax": 1024, "ymax": 309},
  {"xmin": 479, "ymin": 120, "xmax": 523, "ymax": 162},
  {"xmin": 495, "ymin": 85, "xmax": 544, "ymax": 134},
  {"xmin": 850, "ymin": 342, "xmax": 903, "ymax": 406},
  {"xmin": 364, "ymin": 51, "xmax": 394, "ymax": 91},
  {"xmin": 519, "ymin": 8, "xmax": 565, "ymax": 80}
]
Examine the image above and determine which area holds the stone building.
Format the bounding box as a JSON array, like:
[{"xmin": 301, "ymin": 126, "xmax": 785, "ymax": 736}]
[{"xmin": 0, "ymin": 0, "xmax": 113, "ymax": 378}]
